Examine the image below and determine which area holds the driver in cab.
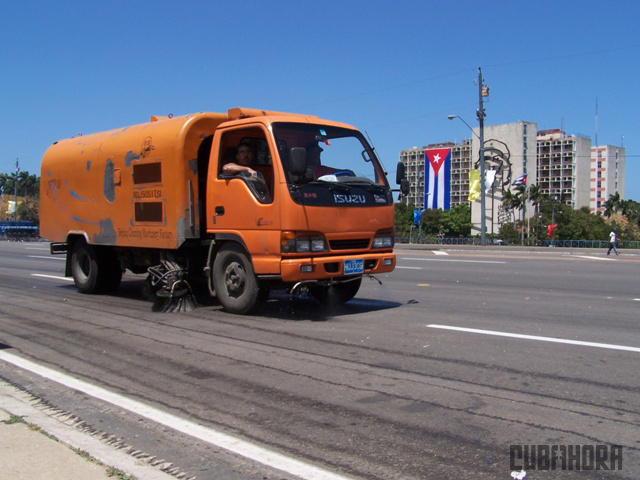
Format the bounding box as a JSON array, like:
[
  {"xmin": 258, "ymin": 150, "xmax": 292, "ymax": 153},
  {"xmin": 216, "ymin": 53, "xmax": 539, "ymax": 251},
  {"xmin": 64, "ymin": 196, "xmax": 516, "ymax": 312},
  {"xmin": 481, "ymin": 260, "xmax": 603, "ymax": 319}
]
[{"xmin": 222, "ymin": 143, "xmax": 258, "ymax": 178}]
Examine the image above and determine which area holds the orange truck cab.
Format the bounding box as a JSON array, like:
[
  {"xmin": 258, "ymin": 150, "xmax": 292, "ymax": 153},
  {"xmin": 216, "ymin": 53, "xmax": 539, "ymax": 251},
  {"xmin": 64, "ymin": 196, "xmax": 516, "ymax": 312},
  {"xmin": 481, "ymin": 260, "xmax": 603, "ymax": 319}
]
[{"xmin": 40, "ymin": 108, "xmax": 409, "ymax": 314}]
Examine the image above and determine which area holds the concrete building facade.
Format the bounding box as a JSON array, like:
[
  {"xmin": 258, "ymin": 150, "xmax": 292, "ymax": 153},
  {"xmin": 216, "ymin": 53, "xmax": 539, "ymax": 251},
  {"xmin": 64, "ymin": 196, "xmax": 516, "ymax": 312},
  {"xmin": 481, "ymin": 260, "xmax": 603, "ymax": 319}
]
[
  {"xmin": 469, "ymin": 121, "xmax": 537, "ymax": 237},
  {"xmin": 590, "ymin": 145, "xmax": 626, "ymax": 214}
]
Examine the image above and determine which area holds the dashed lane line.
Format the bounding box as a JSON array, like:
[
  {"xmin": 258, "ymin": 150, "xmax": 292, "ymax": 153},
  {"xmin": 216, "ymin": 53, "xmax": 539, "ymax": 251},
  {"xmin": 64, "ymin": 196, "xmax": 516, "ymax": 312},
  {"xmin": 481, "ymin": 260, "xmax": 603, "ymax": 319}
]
[
  {"xmin": 427, "ymin": 324, "xmax": 640, "ymax": 353},
  {"xmin": 401, "ymin": 257, "xmax": 506, "ymax": 264},
  {"xmin": 31, "ymin": 274, "xmax": 74, "ymax": 282}
]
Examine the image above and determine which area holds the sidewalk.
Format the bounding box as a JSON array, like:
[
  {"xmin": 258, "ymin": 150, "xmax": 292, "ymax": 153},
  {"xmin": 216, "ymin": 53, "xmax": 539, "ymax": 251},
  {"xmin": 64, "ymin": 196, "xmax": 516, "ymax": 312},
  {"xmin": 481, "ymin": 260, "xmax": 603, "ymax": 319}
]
[
  {"xmin": 0, "ymin": 381, "xmax": 175, "ymax": 480},
  {"xmin": 0, "ymin": 408, "xmax": 113, "ymax": 480}
]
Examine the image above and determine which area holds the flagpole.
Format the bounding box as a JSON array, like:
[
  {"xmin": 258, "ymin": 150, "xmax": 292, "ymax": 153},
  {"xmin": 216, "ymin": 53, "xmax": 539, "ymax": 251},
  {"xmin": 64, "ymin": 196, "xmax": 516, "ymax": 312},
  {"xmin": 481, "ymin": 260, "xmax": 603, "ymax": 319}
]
[{"xmin": 477, "ymin": 67, "xmax": 486, "ymax": 246}]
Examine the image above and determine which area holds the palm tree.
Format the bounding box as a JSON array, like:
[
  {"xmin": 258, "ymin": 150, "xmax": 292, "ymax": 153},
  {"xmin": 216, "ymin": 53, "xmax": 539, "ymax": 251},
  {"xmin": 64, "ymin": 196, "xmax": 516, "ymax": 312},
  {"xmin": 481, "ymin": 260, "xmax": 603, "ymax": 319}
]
[
  {"xmin": 527, "ymin": 184, "xmax": 543, "ymax": 216},
  {"xmin": 2, "ymin": 174, "xmax": 16, "ymax": 196},
  {"xmin": 512, "ymin": 185, "xmax": 527, "ymax": 225},
  {"xmin": 29, "ymin": 175, "xmax": 40, "ymax": 198},
  {"xmin": 18, "ymin": 171, "xmax": 31, "ymax": 197},
  {"xmin": 502, "ymin": 190, "xmax": 517, "ymax": 223},
  {"xmin": 604, "ymin": 192, "xmax": 621, "ymax": 218},
  {"xmin": 0, "ymin": 173, "xmax": 8, "ymax": 196}
]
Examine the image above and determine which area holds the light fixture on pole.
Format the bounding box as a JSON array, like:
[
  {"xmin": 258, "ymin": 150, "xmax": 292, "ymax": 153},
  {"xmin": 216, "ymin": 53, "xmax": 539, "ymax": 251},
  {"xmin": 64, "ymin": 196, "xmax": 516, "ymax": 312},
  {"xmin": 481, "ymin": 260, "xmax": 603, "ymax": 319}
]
[{"xmin": 447, "ymin": 115, "xmax": 478, "ymax": 139}]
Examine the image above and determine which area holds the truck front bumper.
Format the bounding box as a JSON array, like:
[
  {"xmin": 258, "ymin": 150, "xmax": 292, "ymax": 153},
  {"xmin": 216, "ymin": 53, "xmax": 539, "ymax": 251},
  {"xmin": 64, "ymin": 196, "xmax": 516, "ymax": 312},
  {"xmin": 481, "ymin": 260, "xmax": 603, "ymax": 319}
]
[{"xmin": 279, "ymin": 252, "xmax": 395, "ymax": 283}]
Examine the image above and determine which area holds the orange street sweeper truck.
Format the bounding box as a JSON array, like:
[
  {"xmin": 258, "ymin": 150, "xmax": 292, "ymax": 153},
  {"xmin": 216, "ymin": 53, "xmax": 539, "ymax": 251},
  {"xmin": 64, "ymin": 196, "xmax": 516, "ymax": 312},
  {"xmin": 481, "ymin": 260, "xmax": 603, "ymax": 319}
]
[{"xmin": 40, "ymin": 108, "xmax": 409, "ymax": 314}]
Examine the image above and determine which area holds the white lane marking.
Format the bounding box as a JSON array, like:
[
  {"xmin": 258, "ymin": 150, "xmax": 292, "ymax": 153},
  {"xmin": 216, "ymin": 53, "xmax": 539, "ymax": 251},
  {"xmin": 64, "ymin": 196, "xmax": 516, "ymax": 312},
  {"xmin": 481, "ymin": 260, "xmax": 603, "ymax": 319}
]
[
  {"xmin": 28, "ymin": 255, "xmax": 65, "ymax": 261},
  {"xmin": 25, "ymin": 247, "xmax": 50, "ymax": 251},
  {"xmin": 432, "ymin": 251, "xmax": 449, "ymax": 256},
  {"xmin": 0, "ymin": 351, "xmax": 353, "ymax": 480},
  {"xmin": 427, "ymin": 324, "xmax": 640, "ymax": 353},
  {"xmin": 402, "ymin": 257, "xmax": 506, "ymax": 265},
  {"xmin": 634, "ymin": 299, "xmax": 640, "ymax": 302},
  {"xmin": 31, "ymin": 274, "xmax": 74, "ymax": 282},
  {"xmin": 572, "ymin": 255, "xmax": 613, "ymax": 261},
  {"xmin": 395, "ymin": 266, "xmax": 422, "ymax": 270}
]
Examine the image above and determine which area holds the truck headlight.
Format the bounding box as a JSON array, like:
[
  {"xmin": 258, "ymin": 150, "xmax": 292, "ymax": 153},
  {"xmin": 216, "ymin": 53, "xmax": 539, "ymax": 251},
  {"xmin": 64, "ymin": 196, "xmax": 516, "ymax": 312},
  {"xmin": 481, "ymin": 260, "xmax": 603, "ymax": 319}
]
[
  {"xmin": 311, "ymin": 239, "xmax": 326, "ymax": 252},
  {"xmin": 281, "ymin": 232, "xmax": 327, "ymax": 253},
  {"xmin": 296, "ymin": 239, "xmax": 310, "ymax": 252},
  {"xmin": 373, "ymin": 235, "xmax": 393, "ymax": 248}
]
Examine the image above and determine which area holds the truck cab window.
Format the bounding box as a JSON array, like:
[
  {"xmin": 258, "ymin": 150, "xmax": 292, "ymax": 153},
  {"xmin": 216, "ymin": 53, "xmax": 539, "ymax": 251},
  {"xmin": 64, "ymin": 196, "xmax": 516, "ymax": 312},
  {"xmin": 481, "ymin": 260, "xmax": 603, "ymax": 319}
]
[{"xmin": 219, "ymin": 129, "xmax": 274, "ymax": 204}]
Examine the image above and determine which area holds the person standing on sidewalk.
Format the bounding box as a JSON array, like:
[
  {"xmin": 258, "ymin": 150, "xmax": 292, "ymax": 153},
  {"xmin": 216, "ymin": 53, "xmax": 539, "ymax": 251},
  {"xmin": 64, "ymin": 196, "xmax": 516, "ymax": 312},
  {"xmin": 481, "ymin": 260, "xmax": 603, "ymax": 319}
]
[{"xmin": 607, "ymin": 229, "xmax": 619, "ymax": 255}]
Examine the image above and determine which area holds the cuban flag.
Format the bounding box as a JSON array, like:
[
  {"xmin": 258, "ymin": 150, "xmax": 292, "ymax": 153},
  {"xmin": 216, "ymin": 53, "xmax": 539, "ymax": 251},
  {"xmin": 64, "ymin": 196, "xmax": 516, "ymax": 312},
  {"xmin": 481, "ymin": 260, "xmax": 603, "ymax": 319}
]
[
  {"xmin": 512, "ymin": 174, "xmax": 528, "ymax": 186},
  {"xmin": 424, "ymin": 148, "xmax": 451, "ymax": 210}
]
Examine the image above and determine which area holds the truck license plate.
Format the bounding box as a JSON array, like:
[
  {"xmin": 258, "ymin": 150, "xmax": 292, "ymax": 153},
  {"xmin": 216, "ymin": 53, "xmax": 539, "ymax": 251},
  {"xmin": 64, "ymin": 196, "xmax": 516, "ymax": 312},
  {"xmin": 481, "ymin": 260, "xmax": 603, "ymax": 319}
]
[{"xmin": 343, "ymin": 258, "xmax": 364, "ymax": 275}]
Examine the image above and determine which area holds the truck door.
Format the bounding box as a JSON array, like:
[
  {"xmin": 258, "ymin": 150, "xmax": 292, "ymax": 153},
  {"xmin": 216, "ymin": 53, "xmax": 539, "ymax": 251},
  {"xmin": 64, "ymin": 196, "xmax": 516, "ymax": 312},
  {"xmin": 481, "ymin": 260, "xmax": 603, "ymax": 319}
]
[{"xmin": 207, "ymin": 125, "xmax": 281, "ymax": 274}]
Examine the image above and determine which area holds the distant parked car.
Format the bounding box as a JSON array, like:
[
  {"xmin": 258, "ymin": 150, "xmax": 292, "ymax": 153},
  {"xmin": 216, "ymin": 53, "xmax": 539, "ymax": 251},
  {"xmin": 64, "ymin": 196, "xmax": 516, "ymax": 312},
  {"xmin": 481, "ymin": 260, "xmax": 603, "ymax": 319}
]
[{"xmin": 489, "ymin": 238, "xmax": 504, "ymax": 245}]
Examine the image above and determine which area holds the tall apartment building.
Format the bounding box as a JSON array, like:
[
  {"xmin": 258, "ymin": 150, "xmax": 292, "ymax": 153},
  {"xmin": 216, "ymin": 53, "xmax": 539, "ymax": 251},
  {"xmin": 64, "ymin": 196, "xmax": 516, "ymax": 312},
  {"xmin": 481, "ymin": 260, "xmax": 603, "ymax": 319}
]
[
  {"xmin": 536, "ymin": 129, "xmax": 591, "ymax": 209},
  {"xmin": 590, "ymin": 145, "xmax": 626, "ymax": 214}
]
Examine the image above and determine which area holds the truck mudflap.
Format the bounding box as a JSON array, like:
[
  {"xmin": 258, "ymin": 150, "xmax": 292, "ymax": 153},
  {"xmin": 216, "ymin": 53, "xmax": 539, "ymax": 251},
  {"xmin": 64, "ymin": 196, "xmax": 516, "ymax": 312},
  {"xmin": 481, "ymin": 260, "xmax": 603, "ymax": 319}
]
[{"xmin": 279, "ymin": 252, "xmax": 395, "ymax": 283}]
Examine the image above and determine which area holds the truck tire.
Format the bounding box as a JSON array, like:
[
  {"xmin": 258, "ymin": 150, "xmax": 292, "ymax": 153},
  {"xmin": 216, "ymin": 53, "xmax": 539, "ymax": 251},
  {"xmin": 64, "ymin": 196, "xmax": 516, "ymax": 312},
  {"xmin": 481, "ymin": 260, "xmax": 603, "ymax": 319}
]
[
  {"xmin": 71, "ymin": 240, "xmax": 122, "ymax": 294},
  {"xmin": 213, "ymin": 244, "xmax": 260, "ymax": 314},
  {"xmin": 310, "ymin": 278, "xmax": 362, "ymax": 304},
  {"xmin": 71, "ymin": 239, "xmax": 101, "ymax": 293},
  {"xmin": 98, "ymin": 247, "xmax": 122, "ymax": 293}
]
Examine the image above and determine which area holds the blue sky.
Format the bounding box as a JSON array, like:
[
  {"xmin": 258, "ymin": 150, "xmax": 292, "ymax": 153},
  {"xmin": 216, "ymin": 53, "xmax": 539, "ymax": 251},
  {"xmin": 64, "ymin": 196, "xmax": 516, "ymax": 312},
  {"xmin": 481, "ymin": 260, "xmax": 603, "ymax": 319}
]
[{"xmin": 3, "ymin": 0, "xmax": 639, "ymax": 199}]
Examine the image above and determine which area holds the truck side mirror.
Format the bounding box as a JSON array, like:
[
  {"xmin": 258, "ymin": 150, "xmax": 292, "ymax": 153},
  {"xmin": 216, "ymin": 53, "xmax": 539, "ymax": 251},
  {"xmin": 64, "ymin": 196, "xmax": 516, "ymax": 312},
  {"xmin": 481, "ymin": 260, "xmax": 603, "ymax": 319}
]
[
  {"xmin": 395, "ymin": 162, "xmax": 406, "ymax": 185},
  {"xmin": 289, "ymin": 147, "xmax": 307, "ymax": 175},
  {"xmin": 396, "ymin": 162, "xmax": 410, "ymax": 196}
]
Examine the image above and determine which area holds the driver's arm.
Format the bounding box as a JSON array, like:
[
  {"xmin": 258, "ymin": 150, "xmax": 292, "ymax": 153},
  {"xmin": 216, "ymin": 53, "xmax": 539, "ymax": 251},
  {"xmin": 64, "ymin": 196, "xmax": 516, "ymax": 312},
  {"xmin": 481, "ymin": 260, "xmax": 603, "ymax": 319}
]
[{"xmin": 222, "ymin": 163, "xmax": 257, "ymax": 178}]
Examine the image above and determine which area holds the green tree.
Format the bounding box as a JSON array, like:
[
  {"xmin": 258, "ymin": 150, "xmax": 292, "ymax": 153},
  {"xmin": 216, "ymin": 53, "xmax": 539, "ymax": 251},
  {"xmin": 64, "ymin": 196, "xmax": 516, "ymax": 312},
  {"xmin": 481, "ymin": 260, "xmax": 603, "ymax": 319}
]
[
  {"xmin": 1, "ymin": 174, "xmax": 16, "ymax": 195},
  {"xmin": 527, "ymin": 184, "xmax": 543, "ymax": 215},
  {"xmin": 394, "ymin": 202, "xmax": 415, "ymax": 238},
  {"xmin": 422, "ymin": 208, "xmax": 444, "ymax": 236},
  {"xmin": 17, "ymin": 198, "xmax": 39, "ymax": 223},
  {"xmin": 0, "ymin": 173, "xmax": 7, "ymax": 195},
  {"xmin": 560, "ymin": 206, "xmax": 609, "ymax": 240},
  {"xmin": 603, "ymin": 192, "xmax": 622, "ymax": 218},
  {"xmin": 501, "ymin": 190, "xmax": 517, "ymax": 223},
  {"xmin": 439, "ymin": 204, "xmax": 471, "ymax": 237}
]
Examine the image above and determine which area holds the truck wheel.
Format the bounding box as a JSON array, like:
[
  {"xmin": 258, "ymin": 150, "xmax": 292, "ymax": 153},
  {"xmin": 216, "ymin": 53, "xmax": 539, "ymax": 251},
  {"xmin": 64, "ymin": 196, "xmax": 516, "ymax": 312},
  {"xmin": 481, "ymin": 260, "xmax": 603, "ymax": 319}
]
[
  {"xmin": 98, "ymin": 247, "xmax": 122, "ymax": 293},
  {"xmin": 71, "ymin": 239, "xmax": 100, "ymax": 293},
  {"xmin": 310, "ymin": 278, "xmax": 362, "ymax": 304},
  {"xmin": 213, "ymin": 244, "xmax": 259, "ymax": 314}
]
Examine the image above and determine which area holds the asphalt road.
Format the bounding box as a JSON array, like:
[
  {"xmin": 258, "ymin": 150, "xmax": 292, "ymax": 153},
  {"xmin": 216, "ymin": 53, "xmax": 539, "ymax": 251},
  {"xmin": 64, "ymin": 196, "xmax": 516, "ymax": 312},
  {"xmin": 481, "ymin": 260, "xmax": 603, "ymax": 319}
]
[{"xmin": 0, "ymin": 241, "xmax": 639, "ymax": 479}]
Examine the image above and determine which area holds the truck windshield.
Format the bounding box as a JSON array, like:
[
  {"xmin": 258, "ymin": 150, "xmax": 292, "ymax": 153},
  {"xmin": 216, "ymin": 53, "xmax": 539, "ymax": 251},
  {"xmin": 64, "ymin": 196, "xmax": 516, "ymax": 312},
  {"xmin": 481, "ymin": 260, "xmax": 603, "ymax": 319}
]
[{"xmin": 272, "ymin": 123, "xmax": 388, "ymax": 187}]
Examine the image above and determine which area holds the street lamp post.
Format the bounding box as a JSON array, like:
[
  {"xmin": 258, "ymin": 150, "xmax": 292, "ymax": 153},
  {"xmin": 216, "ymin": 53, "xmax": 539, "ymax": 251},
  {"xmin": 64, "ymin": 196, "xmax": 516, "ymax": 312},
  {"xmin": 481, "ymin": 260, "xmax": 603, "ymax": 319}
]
[
  {"xmin": 448, "ymin": 67, "xmax": 488, "ymax": 246},
  {"xmin": 477, "ymin": 67, "xmax": 487, "ymax": 246},
  {"xmin": 14, "ymin": 159, "xmax": 19, "ymax": 221},
  {"xmin": 551, "ymin": 194, "xmax": 557, "ymax": 247}
]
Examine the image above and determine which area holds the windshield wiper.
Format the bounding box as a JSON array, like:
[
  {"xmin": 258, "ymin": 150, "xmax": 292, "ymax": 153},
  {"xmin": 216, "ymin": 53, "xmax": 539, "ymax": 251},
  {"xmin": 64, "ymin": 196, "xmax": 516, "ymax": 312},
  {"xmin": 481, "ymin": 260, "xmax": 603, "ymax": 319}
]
[
  {"xmin": 308, "ymin": 180, "xmax": 351, "ymax": 193},
  {"xmin": 339, "ymin": 181, "xmax": 387, "ymax": 194}
]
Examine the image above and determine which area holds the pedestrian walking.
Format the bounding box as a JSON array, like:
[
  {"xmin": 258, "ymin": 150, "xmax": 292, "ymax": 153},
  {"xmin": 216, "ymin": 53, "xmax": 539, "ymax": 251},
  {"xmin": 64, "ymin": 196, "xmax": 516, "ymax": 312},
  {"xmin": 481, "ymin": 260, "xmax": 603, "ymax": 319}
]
[{"xmin": 607, "ymin": 229, "xmax": 619, "ymax": 256}]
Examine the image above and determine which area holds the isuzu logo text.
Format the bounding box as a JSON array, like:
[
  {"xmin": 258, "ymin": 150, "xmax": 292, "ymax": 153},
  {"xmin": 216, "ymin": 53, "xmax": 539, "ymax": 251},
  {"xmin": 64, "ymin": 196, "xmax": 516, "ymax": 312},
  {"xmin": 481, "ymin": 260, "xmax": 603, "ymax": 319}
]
[{"xmin": 333, "ymin": 194, "xmax": 366, "ymax": 204}]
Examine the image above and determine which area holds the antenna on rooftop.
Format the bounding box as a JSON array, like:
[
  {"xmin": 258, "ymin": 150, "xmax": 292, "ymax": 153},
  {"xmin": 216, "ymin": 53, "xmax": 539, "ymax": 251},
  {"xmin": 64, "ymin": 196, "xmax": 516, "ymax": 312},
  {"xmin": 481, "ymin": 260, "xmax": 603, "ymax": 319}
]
[{"xmin": 595, "ymin": 96, "xmax": 599, "ymax": 147}]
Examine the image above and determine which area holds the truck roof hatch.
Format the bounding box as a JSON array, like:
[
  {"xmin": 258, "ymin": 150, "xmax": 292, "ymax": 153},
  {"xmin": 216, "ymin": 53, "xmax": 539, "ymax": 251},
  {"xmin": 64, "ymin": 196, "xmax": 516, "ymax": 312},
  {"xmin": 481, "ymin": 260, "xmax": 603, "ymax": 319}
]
[{"xmin": 227, "ymin": 107, "xmax": 318, "ymax": 121}]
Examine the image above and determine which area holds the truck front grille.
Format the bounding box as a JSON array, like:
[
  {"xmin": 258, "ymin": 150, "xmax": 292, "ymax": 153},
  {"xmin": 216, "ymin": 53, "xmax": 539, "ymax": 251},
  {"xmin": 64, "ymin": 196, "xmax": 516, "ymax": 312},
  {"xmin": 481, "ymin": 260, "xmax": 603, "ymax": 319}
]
[{"xmin": 329, "ymin": 238, "xmax": 370, "ymax": 250}]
